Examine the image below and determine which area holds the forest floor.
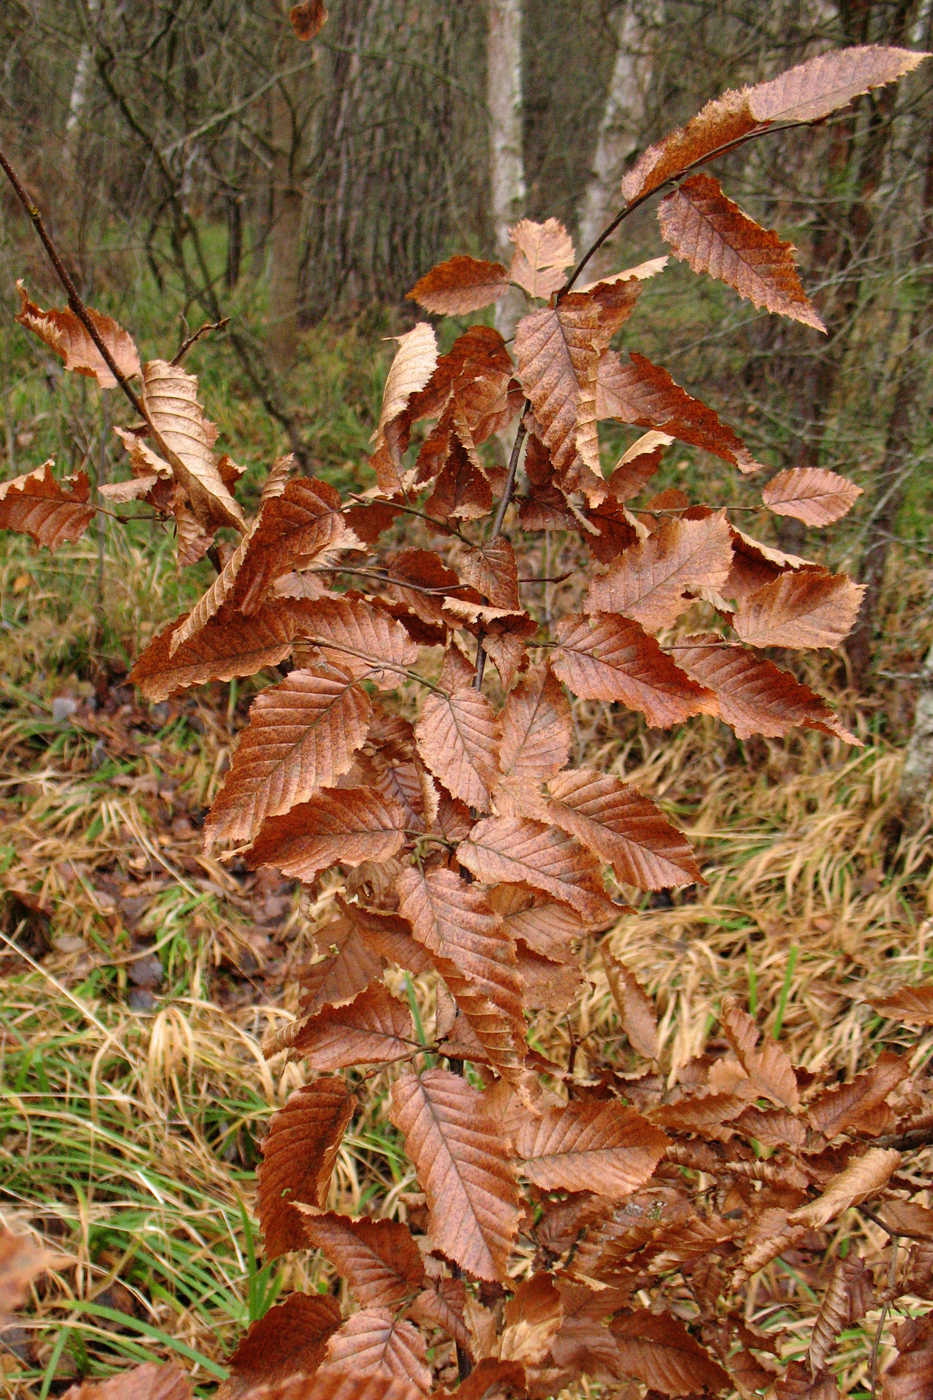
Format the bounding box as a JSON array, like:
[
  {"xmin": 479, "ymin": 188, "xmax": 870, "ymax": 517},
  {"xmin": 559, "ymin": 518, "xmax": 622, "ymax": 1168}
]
[{"xmin": 0, "ymin": 402, "xmax": 931, "ymax": 1396}]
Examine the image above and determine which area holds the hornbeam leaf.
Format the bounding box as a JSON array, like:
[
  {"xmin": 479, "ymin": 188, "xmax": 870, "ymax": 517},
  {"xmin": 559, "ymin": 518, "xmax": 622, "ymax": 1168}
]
[
  {"xmin": 621, "ymin": 47, "xmax": 928, "ymax": 205},
  {"xmin": 508, "ymin": 217, "xmax": 576, "ymax": 298},
  {"xmin": 15, "ymin": 282, "xmax": 141, "ymax": 388},
  {"xmin": 204, "ymin": 668, "xmax": 372, "ymax": 844},
  {"xmin": 217, "ymin": 1293, "xmax": 341, "ymax": 1400},
  {"xmin": 397, "ymin": 867, "xmax": 525, "ymax": 1075},
  {"xmin": 516, "ymin": 1101, "xmax": 668, "ymax": 1197},
  {"xmin": 407, "ymin": 255, "xmax": 510, "ymax": 314},
  {"xmin": 0, "ymin": 462, "xmax": 94, "ymax": 549},
  {"xmin": 298, "ymin": 1212, "xmax": 424, "ymax": 1310},
  {"xmin": 60, "ymin": 1364, "xmax": 192, "ymax": 1399},
  {"xmin": 733, "ymin": 569, "xmax": 865, "ymax": 649},
  {"xmin": 424, "ymin": 421, "xmax": 494, "ymax": 521},
  {"xmin": 287, "ymin": 985, "xmax": 416, "ymax": 1069},
  {"xmin": 547, "ymin": 768, "xmax": 701, "ymax": 889},
  {"xmin": 388, "ymin": 1069, "xmax": 520, "ymax": 1281},
  {"xmin": 881, "ymin": 1317, "xmax": 933, "ymax": 1400},
  {"xmin": 610, "ymin": 1309, "xmax": 730, "ymax": 1394},
  {"xmin": 746, "ymin": 44, "xmax": 929, "ymax": 125},
  {"xmin": 585, "ymin": 512, "xmax": 733, "ymax": 628},
  {"xmin": 142, "ymin": 359, "xmax": 245, "ymax": 530},
  {"xmin": 869, "ymin": 984, "xmax": 933, "ymax": 1026},
  {"xmin": 318, "ymin": 1310, "xmax": 430, "ymax": 1393},
  {"xmin": 603, "ymin": 953, "xmax": 659, "ymax": 1060},
  {"xmin": 720, "ymin": 999, "xmax": 799, "ymax": 1108},
  {"xmin": 457, "ymin": 817, "xmax": 617, "ymax": 923},
  {"xmin": 514, "ymin": 300, "xmax": 604, "ymax": 489},
  {"xmin": 658, "ymin": 174, "xmax": 826, "ymax": 329},
  {"xmin": 257, "ymin": 1078, "xmax": 355, "ymax": 1259},
  {"xmin": 806, "ymin": 1052, "xmax": 908, "ymax": 1140},
  {"xmin": 597, "ymin": 350, "xmax": 763, "ymax": 472},
  {"xmin": 488, "ymin": 886, "xmax": 586, "ymax": 958},
  {"xmin": 551, "ymin": 613, "xmax": 714, "ymax": 726},
  {"xmin": 790, "ymin": 1147, "xmax": 901, "ymax": 1230},
  {"xmin": 456, "ymin": 538, "xmax": 520, "ymax": 610},
  {"xmin": 674, "ymin": 634, "xmax": 858, "ymax": 741},
  {"xmin": 498, "ymin": 667, "xmax": 573, "ymax": 786},
  {"xmin": 290, "ymin": 2, "xmax": 328, "ymax": 41},
  {"xmin": 499, "ymin": 1275, "xmax": 564, "ymax": 1364},
  {"xmin": 129, "ymin": 600, "xmax": 312, "ymax": 702},
  {"xmin": 415, "ymin": 687, "xmax": 501, "ymax": 812},
  {"xmin": 293, "ymin": 597, "xmax": 419, "ymax": 686},
  {"xmin": 371, "ymin": 323, "xmax": 437, "ymax": 492},
  {"xmin": 245, "ymin": 788, "xmax": 407, "ymax": 882},
  {"xmin": 762, "ymin": 467, "xmax": 862, "ymax": 525},
  {"xmin": 607, "ymin": 430, "xmax": 672, "ymax": 501},
  {"xmin": 241, "ymin": 1378, "xmax": 424, "ymax": 1400},
  {"xmin": 808, "ymin": 1255, "xmax": 872, "ymax": 1376}
]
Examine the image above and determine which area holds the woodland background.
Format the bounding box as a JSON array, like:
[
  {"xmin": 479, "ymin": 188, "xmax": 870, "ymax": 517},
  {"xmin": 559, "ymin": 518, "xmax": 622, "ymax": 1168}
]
[{"xmin": 0, "ymin": 0, "xmax": 932, "ymax": 1395}]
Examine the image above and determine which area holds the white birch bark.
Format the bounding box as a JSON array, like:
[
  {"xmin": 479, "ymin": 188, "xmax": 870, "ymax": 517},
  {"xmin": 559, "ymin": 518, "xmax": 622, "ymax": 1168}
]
[
  {"xmin": 64, "ymin": 0, "xmax": 101, "ymax": 162},
  {"xmin": 898, "ymin": 639, "xmax": 933, "ymax": 827},
  {"xmin": 577, "ymin": 3, "xmax": 656, "ymax": 264},
  {"xmin": 487, "ymin": 0, "xmax": 526, "ymax": 336}
]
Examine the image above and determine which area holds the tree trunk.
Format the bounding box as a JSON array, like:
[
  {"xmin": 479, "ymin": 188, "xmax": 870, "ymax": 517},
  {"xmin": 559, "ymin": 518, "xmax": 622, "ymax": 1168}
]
[
  {"xmin": 488, "ymin": 0, "xmax": 526, "ymax": 336},
  {"xmin": 577, "ymin": 2, "xmax": 655, "ymax": 266},
  {"xmin": 898, "ymin": 640, "xmax": 933, "ymax": 828}
]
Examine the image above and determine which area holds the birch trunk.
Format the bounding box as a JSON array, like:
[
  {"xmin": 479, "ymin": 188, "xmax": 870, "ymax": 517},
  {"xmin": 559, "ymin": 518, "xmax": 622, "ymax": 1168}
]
[
  {"xmin": 64, "ymin": 0, "xmax": 101, "ymax": 164},
  {"xmin": 577, "ymin": 3, "xmax": 655, "ymax": 264},
  {"xmin": 898, "ymin": 640, "xmax": 933, "ymax": 828},
  {"xmin": 487, "ymin": 0, "xmax": 526, "ymax": 336}
]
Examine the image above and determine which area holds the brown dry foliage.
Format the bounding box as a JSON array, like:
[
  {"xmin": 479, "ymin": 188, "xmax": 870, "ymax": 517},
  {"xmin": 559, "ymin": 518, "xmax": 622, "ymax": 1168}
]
[{"xmin": 4, "ymin": 41, "xmax": 932, "ymax": 1400}]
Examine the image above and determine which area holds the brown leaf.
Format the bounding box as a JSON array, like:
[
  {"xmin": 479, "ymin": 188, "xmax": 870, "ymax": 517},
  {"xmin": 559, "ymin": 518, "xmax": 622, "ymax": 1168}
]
[
  {"xmin": 257, "ymin": 1078, "xmax": 355, "ymax": 1259},
  {"xmin": 397, "ymin": 867, "xmax": 525, "ymax": 1076},
  {"xmin": 790, "ymin": 1147, "xmax": 901, "ymax": 1230},
  {"xmin": 288, "ymin": 985, "xmax": 416, "ymax": 1069},
  {"xmin": 0, "ymin": 462, "xmax": 94, "ymax": 549},
  {"xmin": 746, "ymin": 45, "xmax": 929, "ymax": 125},
  {"xmin": 218, "ymin": 1294, "xmax": 341, "ymax": 1399},
  {"xmin": 518, "ymin": 1101, "xmax": 667, "ymax": 1197},
  {"xmin": 658, "ymin": 174, "xmax": 825, "ymax": 329},
  {"xmin": 424, "ymin": 422, "xmax": 494, "ymax": 521},
  {"xmin": 500, "ymin": 1274, "xmax": 563, "ymax": 1364},
  {"xmin": 245, "ymin": 788, "xmax": 407, "ymax": 883},
  {"xmin": 508, "ymin": 217, "xmax": 576, "ymax": 298},
  {"xmin": 807, "ymin": 1052, "xmax": 909, "ymax": 1140},
  {"xmin": 733, "ymin": 570, "xmax": 865, "ymax": 649},
  {"xmin": 498, "ymin": 667, "xmax": 573, "ymax": 787},
  {"xmin": 415, "ymin": 688, "xmax": 500, "ymax": 812},
  {"xmin": 720, "ymin": 999, "xmax": 799, "ymax": 1108},
  {"xmin": 0, "ymin": 1230, "xmax": 55, "ymax": 1315},
  {"xmin": 458, "ymin": 816, "xmax": 616, "ymax": 923},
  {"xmin": 61, "ymin": 1365, "xmax": 192, "ymax": 1400},
  {"xmin": 319, "ymin": 1310, "xmax": 430, "ymax": 1393},
  {"xmin": 232, "ymin": 1375, "xmax": 423, "ymax": 1400},
  {"xmin": 585, "ymin": 512, "xmax": 733, "ymax": 629},
  {"xmin": 294, "ymin": 597, "xmax": 419, "ymax": 687},
  {"xmin": 881, "ymin": 1315, "xmax": 933, "ymax": 1400},
  {"xmin": 621, "ymin": 89, "xmax": 757, "ymax": 204},
  {"xmin": 372, "ymin": 324, "xmax": 437, "ymax": 491},
  {"xmin": 611, "ymin": 1310, "xmax": 729, "ymax": 1395},
  {"xmin": 489, "ymin": 886, "xmax": 586, "ymax": 958},
  {"xmin": 673, "ymin": 636, "xmax": 858, "ymax": 742},
  {"xmin": 597, "ymin": 351, "xmax": 762, "ymax": 473},
  {"xmin": 408, "ymin": 256, "xmax": 509, "ymax": 315},
  {"xmin": 205, "ymin": 669, "xmax": 372, "ymax": 844},
  {"xmin": 388, "ymin": 1069, "xmax": 520, "ymax": 1281},
  {"xmin": 762, "ymin": 467, "xmax": 862, "ymax": 525},
  {"xmin": 773, "ymin": 1362, "xmax": 843, "ymax": 1399},
  {"xmin": 551, "ymin": 613, "xmax": 714, "ymax": 726},
  {"xmin": 870, "ymin": 984, "xmax": 933, "ymax": 1026},
  {"xmin": 607, "ymin": 431, "xmax": 672, "ymax": 501},
  {"xmin": 289, "ymin": 2, "xmax": 328, "ymax": 40},
  {"xmin": 129, "ymin": 600, "xmax": 311, "ymax": 702},
  {"xmin": 514, "ymin": 300, "xmax": 604, "ymax": 493},
  {"xmin": 603, "ymin": 953, "xmax": 659, "ymax": 1059},
  {"xmin": 16, "ymin": 282, "xmax": 141, "ymax": 388},
  {"xmin": 456, "ymin": 538, "xmax": 520, "ymax": 610},
  {"xmin": 547, "ymin": 768, "xmax": 701, "ymax": 890},
  {"xmin": 141, "ymin": 359, "xmax": 245, "ymax": 530},
  {"xmin": 299, "ymin": 1212, "xmax": 424, "ymax": 1310},
  {"xmin": 808, "ymin": 1255, "xmax": 872, "ymax": 1375}
]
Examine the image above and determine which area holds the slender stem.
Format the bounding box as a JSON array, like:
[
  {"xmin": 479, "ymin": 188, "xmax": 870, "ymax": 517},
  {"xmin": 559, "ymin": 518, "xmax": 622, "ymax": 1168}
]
[
  {"xmin": 0, "ymin": 145, "xmax": 148, "ymax": 424},
  {"xmin": 171, "ymin": 318, "xmax": 230, "ymax": 366}
]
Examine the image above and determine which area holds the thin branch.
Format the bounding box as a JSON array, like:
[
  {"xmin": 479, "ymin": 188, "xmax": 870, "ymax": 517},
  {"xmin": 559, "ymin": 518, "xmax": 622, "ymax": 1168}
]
[{"xmin": 171, "ymin": 318, "xmax": 230, "ymax": 366}]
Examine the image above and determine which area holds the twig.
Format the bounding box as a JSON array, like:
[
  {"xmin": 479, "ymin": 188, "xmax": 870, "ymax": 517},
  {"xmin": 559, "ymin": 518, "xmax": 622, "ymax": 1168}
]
[{"xmin": 171, "ymin": 318, "xmax": 230, "ymax": 365}]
